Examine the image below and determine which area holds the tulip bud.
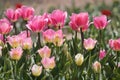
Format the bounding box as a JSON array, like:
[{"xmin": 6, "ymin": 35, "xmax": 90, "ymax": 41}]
[
  {"xmin": 99, "ymin": 50, "xmax": 106, "ymax": 60},
  {"xmin": 92, "ymin": 61, "xmax": 101, "ymax": 73},
  {"xmin": 31, "ymin": 64, "xmax": 42, "ymax": 77},
  {"xmin": 75, "ymin": 53, "xmax": 84, "ymax": 66},
  {"xmin": 63, "ymin": 43, "xmax": 68, "ymax": 54}
]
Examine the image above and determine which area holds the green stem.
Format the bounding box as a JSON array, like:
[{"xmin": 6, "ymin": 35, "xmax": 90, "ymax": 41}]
[
  {"xmin": 116, "ymin": 52, "xmax": 119, "ymax": 69},
  {"xmin": 95, "ymin": 73, "xmax": 99, "ymax": 80},
  {"xmin": 80, "ymin": 28, "xmax": 84, "ymax": 53},
  {"xmin": 13, "ymin": 22, "xmax": 17, "ymax": 35},
  {"xmin": 99, "ymin": 30, "xmax": 102, "ymax": 49},
  {"xmin": 75, "ymin": 31, "xmax": 77, "ymax": 40},
  {"xmin": 37, "ymin": 32, "xmax": 41, "ymax": 48}
]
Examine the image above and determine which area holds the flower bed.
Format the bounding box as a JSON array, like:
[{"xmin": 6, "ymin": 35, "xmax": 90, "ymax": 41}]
[{"xmin": 0, "ymin": 2, "xmax": 120, "ymax": 79}]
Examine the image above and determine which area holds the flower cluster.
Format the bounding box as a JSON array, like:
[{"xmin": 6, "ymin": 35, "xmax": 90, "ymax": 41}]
[{"xmin": 0, "ymin": 4, "xmax": 119, "ymax": 80}]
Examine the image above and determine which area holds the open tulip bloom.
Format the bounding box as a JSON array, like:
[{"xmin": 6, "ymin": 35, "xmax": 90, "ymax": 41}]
[{"xmin": 0, "ymin": 4, "xmax": 120, "ymax": 80}]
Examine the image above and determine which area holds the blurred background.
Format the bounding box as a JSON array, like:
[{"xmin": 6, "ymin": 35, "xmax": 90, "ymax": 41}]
[{"xmin": 0, "ymin": 0, "xmax": 115, "ymax": 14}]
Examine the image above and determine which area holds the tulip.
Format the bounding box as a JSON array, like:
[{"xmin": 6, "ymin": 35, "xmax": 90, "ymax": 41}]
[
  {"xmin": 7, "ymin": 35, "xmax": 22, "ymax": 48},
  {"xmin": 43, "ymin": 29, "xmax": 55, "ymax": 43},
  {"xmin": 53, "ymin": 30, "xmax": 64, "ymax": 47},
  {"xmin": 5, "ymin": 8, "xmax": 21, "ymax": 22},
  {"xmin": 15, "ymin": 3, "xmax": 22, "ymax": 9},
  {"xmin": 21, "ymin": 6, "xmax": 34, "ymax": 20},
  {"xmin": 22, "ymin": 37, "xmax": 33, "ymax": 50},
  {"xmin": 93, "ymin": 61, "xmax": 101, "ymax": 73},
  {"xmin": 101, "ymin": 9, "xmax": 111, "ymax": 16},
  {"xmin": 26, "ymin": 16, "xmax": 47, "ymax": 33},
  {"xmin": 93, "ymin": 15, "xmax": 109, "ymax": 30},
  {"xmin": 99, "ymin": 49, "xmax": 106, "ymax": 60},
  {"xmin": 50, "ymin": 9, "xmax": 67, "ymax": 29},
  {"xmin": 9, "ymin": 47, "xmax": 23, "ymax": 60},
  {"xmin": 42, "ymin": 13, "xmax": 53, "ymax": 28},
  {"xmin": 109, "ymin": 38, "xmax": 120, "ymax": 51},
  {"xmin": 41, "ymin": 57, "xmax": 55, "ymax": 69},
  {"xmin": 69, "ymin": 12, "xmax": 89, "ymax": 32},
  {"xmin": 0, "ymin": 18, "xmax": 13, "ymax": 34},
  {"xmin": 75, "ymin": 53, "xmax": 84, "ymax": 66},
  {"xmin": 38, "ymin": 46, "xmax": 51, "ymax": 58},
  {"xmin": 31, "ymin": 64, "xmax": 42, "ymax": 77},
  {"xmin": 84, "ymin": 38, "xmax": 97, "ymax": 50}
]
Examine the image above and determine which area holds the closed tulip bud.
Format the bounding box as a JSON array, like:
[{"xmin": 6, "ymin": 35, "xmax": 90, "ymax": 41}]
[
  {"xmin": 31, "ymin": 64, "xmax": 42, "ymax": 77},
  {"xmin": 75, "ymin": 53, "xmax": 84, "ymax": 66},
  {"xmin": 63, "ymin": 43, "xmax": 68, "ymax": 54},
  {"xmin": 93, "ymin": 61, "xmax": 101, "ymax": 73},
  {"xmin": 99, "ymin": 49, "xmax": 106, "ymax": 60},
  {"xmin": 9, "ymin": 47, "xmax": 23, "ymax": 60}
]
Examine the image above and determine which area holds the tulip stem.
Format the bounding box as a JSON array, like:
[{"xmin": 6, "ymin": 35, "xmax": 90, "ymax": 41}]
[
  {"xmin": 99, "ymin": 30, "xmax": 102, "ymax": 49},
  {"xmin": 75, "ymin": 31, "xmax": 77, "ymax": 40},
  {"xmin": 116, "ymin": 52, "xmax": 119, "ymax": 69},
  {"xmin": 80, "ymin": 28, "xmax": 84, "ymax": 53},
  {"xmin": 13, "ymin": 22, "xmax": 17, "ymax": 35},
  {"xmin": 37, "ymin": 33, "xmax": 41, "ymax": 48}
]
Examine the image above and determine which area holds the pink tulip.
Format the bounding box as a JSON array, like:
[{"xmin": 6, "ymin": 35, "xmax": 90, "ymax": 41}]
[
  {"xmin": 99, "ymin": 50, "xmax": 106, "ymax": 60},
  {"xmin": 69, "ymin": 12, "xmax": 89, "ymax": 32},
  {"xmin": 5, "ymin": 8, "xmax": 21, "ymax": 22},
  {"xmin": 21, "ymin": 6, "xmax": 34, "ymax": 20},
  {"xmin": 50, "ymin": 9, "xmax": 67, "ymax": 29},
  {"xmin": 109, "ymin": 38, "xmax": 120, "ymax": 51},
  {"xmin": 38, "ymin": 46, "xmax": 51, "ymax": 58},
  {"xmin": 84, "ymin": 38, "xmax": 97, "ymax": 50},
  {"xmin": 53, "ymin": 30, "xmax": 64, "ymax": 46},
  {"xmin": 22, "ymin": 37, "xmax": 33, "ymax": 50},
  {"xmin": 0, "ymin": 18, "xmax": 13, "ymax": 34},
  {"xmin": 43, "ymin": 29, "xmax": 55, "ymax": 43},
  {"xmin": 93, "ymin": 15, "xmax": 109, "ymax": 30},
  {"xmin": 42, "ymin": 13, "xmax": 53, "ymax": 27},
  {"xmin": 9, "ymin": 47, "xmax": 23, "ymax": 60},
  {"xmin": 41, "ymin": 57, "xmax": 55, "ymax": 69},
  {"xmin": 31, "ymin": 64, "xmax": 42, "ymax": 77},
  {"xmin": 26, "ymin": 16, "xmax": 47, "ymax": 32},
  {"xmin": 7, "ymin": 35, "xmax": 22, "ymax": 48},
  {"xmin": 93, "ymin": 61, "xmax": 101, "ymax": 73}
]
